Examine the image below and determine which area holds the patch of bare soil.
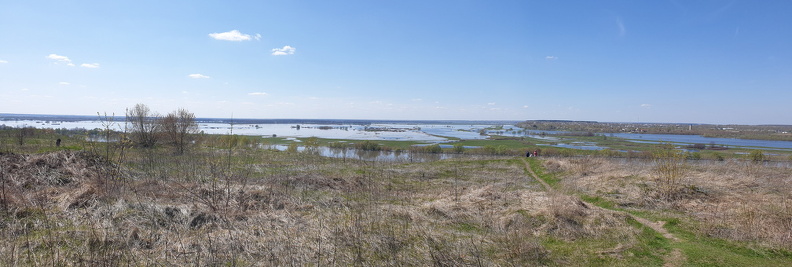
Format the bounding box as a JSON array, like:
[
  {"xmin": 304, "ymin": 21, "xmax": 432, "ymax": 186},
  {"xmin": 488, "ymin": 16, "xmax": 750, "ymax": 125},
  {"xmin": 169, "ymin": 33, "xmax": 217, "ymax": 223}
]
[{"xmin": 631, "ymin": 216, "xmax": 678, "ymax": 242}]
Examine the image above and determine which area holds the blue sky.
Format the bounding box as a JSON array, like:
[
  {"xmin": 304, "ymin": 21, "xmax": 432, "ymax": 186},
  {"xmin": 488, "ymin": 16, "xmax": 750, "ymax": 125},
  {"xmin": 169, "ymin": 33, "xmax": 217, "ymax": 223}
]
[{"xmin": 1, "ymin": 0, "xmax": 790, "ymax": 124}]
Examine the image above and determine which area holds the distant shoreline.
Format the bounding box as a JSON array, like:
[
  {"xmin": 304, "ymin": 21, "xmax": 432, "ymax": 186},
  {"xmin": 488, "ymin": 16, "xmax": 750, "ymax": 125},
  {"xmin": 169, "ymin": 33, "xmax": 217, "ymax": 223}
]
[{"xmin": 0, "ymin": 113, "xmax": 520, "ymax": 126}]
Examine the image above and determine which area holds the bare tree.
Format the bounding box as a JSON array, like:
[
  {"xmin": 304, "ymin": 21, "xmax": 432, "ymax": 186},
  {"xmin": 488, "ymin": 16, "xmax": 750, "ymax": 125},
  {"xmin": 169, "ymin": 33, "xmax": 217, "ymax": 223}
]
[
  {"xmin": 15, "ymin": 126, "xmax": 35, "ymax": 146},
  {"xmin": 126, "ymin": 103, "xmax": 160, "ymax": 148},
  {"xmin": 161, "ymin": 108, "xmax": 198, "ymax": 154}
]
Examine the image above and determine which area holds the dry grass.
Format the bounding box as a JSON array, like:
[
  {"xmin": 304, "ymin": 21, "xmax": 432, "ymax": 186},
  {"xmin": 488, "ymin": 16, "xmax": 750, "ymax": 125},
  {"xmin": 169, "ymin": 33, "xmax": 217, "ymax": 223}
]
[
  {"xmin": 0, "ymin": 150, "xmax": 660, "ymax": 265},
  {"xmin": 544, "ymin": 156, "xmax": 792, "ymax": 249}
]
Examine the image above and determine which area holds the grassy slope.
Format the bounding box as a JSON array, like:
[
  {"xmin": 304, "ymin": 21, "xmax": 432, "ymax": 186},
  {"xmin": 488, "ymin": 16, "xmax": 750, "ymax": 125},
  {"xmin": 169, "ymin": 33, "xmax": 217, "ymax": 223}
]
[
  {"xmin": 2, "ymin": 129, "xmax": 791, "ymax": 265},
  {"xmin": 529, "ymin": 157, "xmax": 792, "ymax": 266}
]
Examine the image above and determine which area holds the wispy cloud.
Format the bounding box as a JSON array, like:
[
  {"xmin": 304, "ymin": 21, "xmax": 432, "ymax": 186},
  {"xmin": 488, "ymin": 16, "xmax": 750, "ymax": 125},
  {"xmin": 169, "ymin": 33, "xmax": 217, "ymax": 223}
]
[
  {"xmin": 271, "ymin": 45, "xmax": 296, "ymax": 56},
  {"xmin": 640, "ymin": 103, "xmax": 652, "ymax": 109},
  {"xmin": 0, "ymin": 59, "xmax": 7, "ymax": 64},
  {"xmin": 81, "ymin": 63, "xmax": 100, "ymax": 68},
  {"xmin": 209, "ymin": 30, "xmax": 253, "ymax": 41},
  {"xmin": 545, "ymin": 56, "xmax": 557, "ymax": 60},
  {"xmin": 47, "ymin": 54, "xmax": 75, "ymax": 66},
  {"xmin": 616, "ymin": 17, "xmax": 626, "ymax": 37},
  {"xmin": 708, "ymin": 0, "xmax": 737, "ymax": 21},
  {"xmin": 59, "ymin": 82, "xmax": 70, "ymax": 85},
  {"xmin": 188, "ymin": 73, "xmax": 211, "ymax": 79},
  {"xmin": 254, "ymin": 33, "xmax": 262, "ymax": 41},
  {"xmin": 248, "ymin": 92, "xmax": 268, "ymax": 96}
]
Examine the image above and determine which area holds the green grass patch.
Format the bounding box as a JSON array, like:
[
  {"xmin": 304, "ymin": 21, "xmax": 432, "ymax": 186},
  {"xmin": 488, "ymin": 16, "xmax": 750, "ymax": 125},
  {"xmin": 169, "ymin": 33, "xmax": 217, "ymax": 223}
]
[
  {"xmin": 453, "ymin": 222, "xmax": 483, "ymax": 233},
  {"xmin": 624, "ymin": 217, "xmax": 670, "ymax": 263},
  {"xmin": 579, "ymin": 195, "xmax": 620, "ymax": 211},
  {"xmin": 525, "ymin": 158, "xmax": 561, "ymax": 187},
  {"xmin": 447, "ymin": 139, "xmax": 534, "ymax": 148},
  {"xmin": 675, "ymin": 238, "xmax": 792, "ymax": 266},
  {"xmin": 659, "ymin": 217, "xmax": 792, "ymax": 266},
  {"xmin": 541, "ymin": 235, "xmax": 664, "ymax": 266}
]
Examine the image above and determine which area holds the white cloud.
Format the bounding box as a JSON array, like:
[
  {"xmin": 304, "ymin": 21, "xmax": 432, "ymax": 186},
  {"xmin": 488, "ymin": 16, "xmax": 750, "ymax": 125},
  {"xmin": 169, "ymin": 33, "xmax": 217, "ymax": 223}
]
[
  {"xmin": 487, "ymin": 102, "xmax": 496, "ymax": 105},
  {"xmin": 47, "ymin": 54, "xmax": 70, "ymax": 62},
  {"xmin": 59, "ymin": 82, "xmax": 70, "ymax": 85},
  {"xmin": 0, "ymin": 59, "xmax": 8, "ymax": 63},
  {"xmin": 47, "ymin": 54, "xmax": 74, "ymax": 66},
  {"xmin": 209, "ymin": 30, "xmax": 252, "ymax": 41},
  {"xmin": 248, "ymin": 92, "xmax": 268, "ymax": 96},
  {"xmin": 188, "ymin": 73, "xmax": 211, "ymax": 79},
  {"xmin": 81, "ymin": 63, "xmax": 100, "ymax": 68},
  {"xmin": 545, "ymin": 56, "xmax": 557, "ymax": 60},
  {"xmin": 641, "ymin": 104, "xmax": 652, "ymax": 109},
  {"xmin": 271, "ymin": 45, "xmax": 296, "ymax": 56}
]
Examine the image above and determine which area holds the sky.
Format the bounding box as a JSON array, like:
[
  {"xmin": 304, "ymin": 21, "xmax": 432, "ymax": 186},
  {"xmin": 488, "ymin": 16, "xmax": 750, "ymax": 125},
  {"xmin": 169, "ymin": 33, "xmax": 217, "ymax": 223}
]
[{"xmin": 1, "ymin": 0, "xmax": 791, "ymax": 124}]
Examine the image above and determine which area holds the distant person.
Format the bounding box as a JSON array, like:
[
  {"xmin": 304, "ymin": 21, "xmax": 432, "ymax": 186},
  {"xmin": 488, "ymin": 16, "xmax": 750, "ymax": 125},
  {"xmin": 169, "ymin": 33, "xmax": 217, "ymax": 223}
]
[
  {"xmin": 526, "ymin": 151, "xmax": 531, "ymax": 157},
  {"xmin": 533, "ymin": 150, "xmax": 538, "ymax": 157},
  {"xmin": 56, "ymin": 138, "xmax": 61, "ymax": 147}
]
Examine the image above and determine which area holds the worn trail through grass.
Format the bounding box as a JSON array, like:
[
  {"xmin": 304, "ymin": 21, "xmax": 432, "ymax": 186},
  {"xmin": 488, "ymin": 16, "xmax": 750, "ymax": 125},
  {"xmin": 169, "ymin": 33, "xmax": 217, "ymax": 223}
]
[{"xmin": 520, "ymin": 157, "xmax": 686, "ymax": 266}]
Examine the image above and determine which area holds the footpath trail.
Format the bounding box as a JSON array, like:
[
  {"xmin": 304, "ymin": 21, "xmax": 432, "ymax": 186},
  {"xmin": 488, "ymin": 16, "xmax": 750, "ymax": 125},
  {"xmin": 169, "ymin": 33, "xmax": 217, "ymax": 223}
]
[{"xmin": 520, "ymin": 158, "xmax": 685, "ymax": 266}]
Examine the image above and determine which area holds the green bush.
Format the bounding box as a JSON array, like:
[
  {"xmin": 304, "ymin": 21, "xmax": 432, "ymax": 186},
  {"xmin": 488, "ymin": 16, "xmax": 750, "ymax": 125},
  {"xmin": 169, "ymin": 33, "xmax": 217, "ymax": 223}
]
[
  {"xmin": 749, "ymin": 150, "xmax": 765, "ymax": 163},
  {"xmin": 685, "ymin": 152, "xmax": 701, "ymax": 160},
  {"xmin": 452, "ymin": 143, "xmax": 465, "ymax": 154},
  {"xmin": 355, "ymin": 141, "xmax": 381, "ymax": 151},
  {"xmin": 424, "ymin": 144, "xmax": 442, "ymax": 154}
]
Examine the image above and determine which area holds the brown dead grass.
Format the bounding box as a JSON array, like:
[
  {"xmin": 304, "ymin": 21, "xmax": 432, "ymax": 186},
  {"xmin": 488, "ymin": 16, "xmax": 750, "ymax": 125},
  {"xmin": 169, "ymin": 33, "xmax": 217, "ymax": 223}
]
[
  {"xmin": 545, "ymin": 156, "xmax": 792, "ymax": 249},
  {"xmin": 0, "ymin": 151, "xmax": 655, "ymax": 265}
]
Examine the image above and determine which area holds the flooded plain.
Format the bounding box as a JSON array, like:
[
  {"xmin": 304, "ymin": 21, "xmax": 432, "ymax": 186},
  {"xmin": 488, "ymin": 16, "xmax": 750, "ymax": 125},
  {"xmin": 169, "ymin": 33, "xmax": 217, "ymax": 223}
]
[{"xmin": 3, "ymin": 118, "xmax": 792, "ymax": 152}]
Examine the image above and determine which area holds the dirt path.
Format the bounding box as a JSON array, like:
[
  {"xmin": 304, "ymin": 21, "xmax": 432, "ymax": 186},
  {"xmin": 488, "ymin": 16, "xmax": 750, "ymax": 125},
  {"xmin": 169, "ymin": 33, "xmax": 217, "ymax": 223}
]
[
  {"xmin": 520, "ymin": 158, "xmax": 685, "ymax": 266},
  {"xmin": 521, "ymin": 158, "xmax": 552, "ymax": 192}
]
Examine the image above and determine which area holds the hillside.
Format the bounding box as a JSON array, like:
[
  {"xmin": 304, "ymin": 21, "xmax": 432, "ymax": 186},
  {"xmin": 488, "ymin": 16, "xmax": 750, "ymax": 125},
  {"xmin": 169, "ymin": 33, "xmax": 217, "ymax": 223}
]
[{"xmin": 1, "ymin": 148, "xmax": 791, "ymax": 265}]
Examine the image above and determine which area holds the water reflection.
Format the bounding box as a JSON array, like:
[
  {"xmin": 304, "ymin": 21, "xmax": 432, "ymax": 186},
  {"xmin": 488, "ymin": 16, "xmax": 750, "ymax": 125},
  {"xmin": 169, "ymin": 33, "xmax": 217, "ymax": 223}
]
[
  {"xmin": 609, "ymin": 133, "xmax": 792, "ymax": 150},
  {"xmin": 539, "ymin": 142, "xmax": 606, "ymax": 150},
  {"xmin": 267, "ymin": 145, "xmax": 486, "ymax": 163}
]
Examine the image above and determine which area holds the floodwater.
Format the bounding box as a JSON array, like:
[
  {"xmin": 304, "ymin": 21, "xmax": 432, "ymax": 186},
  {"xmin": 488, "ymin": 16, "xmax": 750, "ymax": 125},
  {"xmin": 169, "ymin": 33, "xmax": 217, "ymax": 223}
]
[
  {"xmin": 539, "ymin": 142, "xmax": 606, "ymax": 150},
  {"xmin": 4, "ymin": 119, "xmax": 792, "ymax": 151},
  {"xmin": 266, "ymin": 145, "xmax": 498, "ymax": 163},
  {"xmin": 608, "ymin": 133, "xmax": 792, "ymax": 150},
  {"xmin": 1, "ymin": 120, "xmax": 495, "ymax": 142}
]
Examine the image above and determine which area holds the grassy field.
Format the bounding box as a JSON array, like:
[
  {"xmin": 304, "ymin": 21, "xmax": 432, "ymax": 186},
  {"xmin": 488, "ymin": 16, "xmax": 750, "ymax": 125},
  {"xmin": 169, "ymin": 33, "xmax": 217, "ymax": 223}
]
[{"xmin": 1, "ymin": 128, "xmax": 791, "ymax": 265}]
